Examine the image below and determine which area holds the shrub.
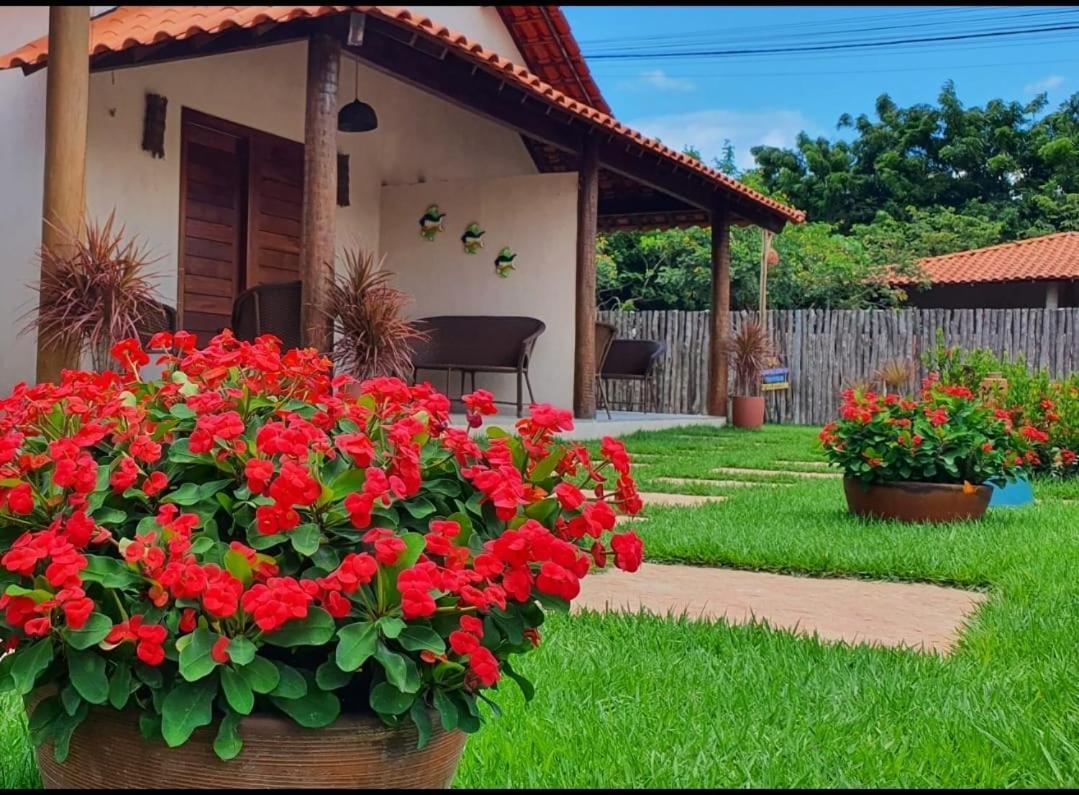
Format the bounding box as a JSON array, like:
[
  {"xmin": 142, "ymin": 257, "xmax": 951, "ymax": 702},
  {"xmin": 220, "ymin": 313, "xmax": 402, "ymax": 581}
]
[
  {"xmin": 0, "ymin": 331, "xmax": 645, "ymax": 761},
  {"xmin": 729, "ymin": 320, "xmax": 773, "ymax": 397},
  {"xmin": 819, "ymin": 376, "xmax": 1035, "ymax": 485}
]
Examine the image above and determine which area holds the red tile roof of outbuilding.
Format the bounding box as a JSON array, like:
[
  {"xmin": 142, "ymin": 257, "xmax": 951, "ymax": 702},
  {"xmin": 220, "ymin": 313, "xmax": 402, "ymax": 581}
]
[{"xmin": 902, "ymin": 232, "xmax": 1079, "ymax": 285}]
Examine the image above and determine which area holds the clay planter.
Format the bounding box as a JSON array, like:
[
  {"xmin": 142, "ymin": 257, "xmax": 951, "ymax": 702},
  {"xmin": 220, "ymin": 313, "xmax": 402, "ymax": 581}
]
[
  {"xmin": 33, "ymin": 698, "xmax": 466, "ymax": 790},
  {"xmin": 730, "ymin": 396, "xmax": 766, "ymax": 429},
  {"xmin": 843, "ymin": 478, "xmax": 992, "ymax": 523}
]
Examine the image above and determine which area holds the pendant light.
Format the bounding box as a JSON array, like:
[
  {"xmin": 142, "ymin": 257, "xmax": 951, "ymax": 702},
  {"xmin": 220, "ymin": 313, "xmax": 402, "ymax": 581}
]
[{"xmin": 338, "ymin": 55, "xmax": 378, "ymax": 133}]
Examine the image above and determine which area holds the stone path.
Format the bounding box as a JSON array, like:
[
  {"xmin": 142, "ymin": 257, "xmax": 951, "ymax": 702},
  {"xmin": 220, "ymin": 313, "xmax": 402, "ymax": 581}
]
[
  {"xmin": 775, "ymin": 459, "xmax": 830, "ymax": 469},
  {"xmin": 712, "ymin": 466, "xmax": 839, "ymax": 480},
  {"xmin": 654, "ymin": 477, "xmax": 785, "ymax": 489},
  {"xmin": 637, "ymin": 491, "xmax": 728, "ymax": 507},
  {"xmin": 575, "ymin": 562, "xmax": 987, "ymax": 654}
]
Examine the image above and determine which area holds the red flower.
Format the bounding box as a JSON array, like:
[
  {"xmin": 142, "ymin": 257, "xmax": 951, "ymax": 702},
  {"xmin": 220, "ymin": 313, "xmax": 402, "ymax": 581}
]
[
  {"xmin": 179, "ymin": 608, "xmax": 197, "ymax": 633},
  {"xmin": 459, "ymin": 615, "xmax": 484, "ymax": 637},
  {"xmin": 211, "ymin": 636, "xmax": 231, "ymax": 664},
  {"xmin": 110, "ymin": 456, "xmax": 140, "ymax": 492},
  {"xmin": 142, "ymin": 471, "xmax": 168, "ymax": 497},
  {"xmin": 467, "ymin": 645, "xmax": 500, "ymax": 687},
  {"xmin": 611, "ymin": 531, "xmax": 644, "ymax": 573},
  {"xmin": 245, "ymin": 458, "xmax": 275, "ymax": 494},
  {"xmin": 449, "ymin": 630, "xmax": 481, "ymax": 655},
  {"xmin": 6, "ymin": 483, "xmax": 33, "ymax": 515}
]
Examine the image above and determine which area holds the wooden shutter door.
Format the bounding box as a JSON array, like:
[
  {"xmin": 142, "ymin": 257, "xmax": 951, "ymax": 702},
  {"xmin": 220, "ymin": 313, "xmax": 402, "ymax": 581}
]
[
  {"xmin": 179, "ymin": 113, "xmax": 247, "ymax": 346},
  {"xmin": 246, "ymin": 132, "xmax": 304, "ymax": 287}
]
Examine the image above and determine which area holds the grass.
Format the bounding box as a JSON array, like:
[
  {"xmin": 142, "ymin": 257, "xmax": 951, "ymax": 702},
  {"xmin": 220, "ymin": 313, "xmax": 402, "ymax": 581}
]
[{"xmin": 2, "ymin": 424, "xmax": 1077, "ymax": 787}]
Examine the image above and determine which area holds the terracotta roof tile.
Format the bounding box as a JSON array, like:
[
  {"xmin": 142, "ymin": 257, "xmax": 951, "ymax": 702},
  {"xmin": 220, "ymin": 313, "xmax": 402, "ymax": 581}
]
[
  {"xmin": 899, "ymin": 232, "xmax": 1079, "ymax": 285},
  {"xmin": 0, "ymin": 6, "xmax": 804, "ymax": 226}
]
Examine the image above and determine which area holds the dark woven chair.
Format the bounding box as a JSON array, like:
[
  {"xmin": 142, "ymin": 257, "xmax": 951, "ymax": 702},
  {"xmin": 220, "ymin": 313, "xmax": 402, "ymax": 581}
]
[
  {"xmin": 594, "ymin": 321, "xmax": 618, "ymax": 420},
  {"xmin": 409, "ymin": 315, "xmax": 546, "ymax": 417},
  {"xmin": 231, "ymin": 280, "xmax": 303, "ymax": 352},
  {"xmin": 134, "ymin": 301, "xmax": 177, "ymax": 349},
  {"xmin": 601, "ymin": 339, "xmax": 667, "ymax": 413}
]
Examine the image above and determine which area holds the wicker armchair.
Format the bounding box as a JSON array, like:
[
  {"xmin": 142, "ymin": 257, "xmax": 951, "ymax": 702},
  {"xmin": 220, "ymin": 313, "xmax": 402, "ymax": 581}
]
[
  {"xmin": 134, "ymin": 301, "xmax": 177, "ymax": 348},
  {"xmin": 600, "ymin": 339, "xmax": 667, "ymax": 413},
  {"xmin": 594, "ymin": 321, "xmax": 618, "ymax": 419},
  {"xmin": 231, "ymin": 280, "xmax": 303, "ymax": 352}
]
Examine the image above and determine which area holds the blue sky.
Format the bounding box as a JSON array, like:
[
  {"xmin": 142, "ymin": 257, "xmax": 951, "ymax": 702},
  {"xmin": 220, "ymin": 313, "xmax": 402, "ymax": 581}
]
[{"xmin": 563, "ymin": 5, "xmax": 1079, "ymax": 170}]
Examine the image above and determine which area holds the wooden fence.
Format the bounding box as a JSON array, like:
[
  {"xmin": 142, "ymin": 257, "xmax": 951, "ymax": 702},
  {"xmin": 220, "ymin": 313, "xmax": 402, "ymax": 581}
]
[{"xmin": 597, "ymin": 308, "xmax": 1079, "ymax": 425}]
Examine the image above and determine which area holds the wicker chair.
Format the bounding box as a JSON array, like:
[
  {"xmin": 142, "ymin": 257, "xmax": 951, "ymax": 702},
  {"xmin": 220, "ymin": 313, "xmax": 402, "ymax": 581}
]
[
  {"xmin": 134, "ymin": 301, "xmax": 177, "ymax": 348},
  {"xmin": 231, "ymin": 280, "xmax": 303, "ymax": 352},
  {"xmin": 600, "ymin": 339, "xmax": 667, "ymax": 413},
  {"xmin": 594, "ymin": 321, "xmax": 618, "ymax": 420}
]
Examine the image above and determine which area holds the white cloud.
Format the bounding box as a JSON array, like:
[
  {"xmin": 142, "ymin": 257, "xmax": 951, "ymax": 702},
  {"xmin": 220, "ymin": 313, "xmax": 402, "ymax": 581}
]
[
  {"xmin": 617, "ymin": 69, "xmax": 696, "ymax": 93},
  {"xmin": 624, "ymin": 108, "xmax": 816, "ymax": 171},
  {"xmin": 1024, "ymin": 74, "xmax": 1064, "ymax": 95}
]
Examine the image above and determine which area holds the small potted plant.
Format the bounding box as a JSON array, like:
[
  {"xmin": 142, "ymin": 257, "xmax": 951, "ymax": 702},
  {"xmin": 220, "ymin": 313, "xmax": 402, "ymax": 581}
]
[
  {"xmin": 819, "ymin": 375, "xmax": 1034, "ymax": 522},
  {"xmin": 728, "ymin": 320, "xmax": 773, "ymax": 429},
  {"xmin": 0, "ymin": 332, "xmax": 645, "ymax": 789}
]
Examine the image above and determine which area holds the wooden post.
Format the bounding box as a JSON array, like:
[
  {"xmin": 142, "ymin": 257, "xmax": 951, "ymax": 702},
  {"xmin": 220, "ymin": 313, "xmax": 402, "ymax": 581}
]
[
  {"xmin": 36, "ymin": 6, "xmax": 90, "ymax": 383},
  {"xmin": 707, "ymin": 206, "xmax": 731, "ymax": 416},
  {"xmin": 759, "ymin": 228, "xmax": 774, "ymax": 333},
  {"xmin": 299, "ymin": 33, "xmax": 340, "ymax": 352},
  {"xmin": 573, "ymin": 133, "xmax": 600, "ymax": 419}
]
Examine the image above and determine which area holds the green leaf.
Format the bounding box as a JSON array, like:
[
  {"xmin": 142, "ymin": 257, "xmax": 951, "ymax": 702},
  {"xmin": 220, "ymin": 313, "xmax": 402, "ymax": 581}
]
[
  {"xmin": 263, "ymin": 607, "xmax": 336, "ymax": 648},
  {"xmin": 11, "ymin": 639, "xmax": 54, "ymax": 696},
  {"xmin": 336, "ymin": 621, "xmax": 378, "ymax": 672},
  {"xmin": 410, "ymin": 700, "xmax": 433, "ymax": 749},
  {"xmin": 197, "ymin": 479, "xmax": 233, "ymax": 501},
  {"xmin": 164, "ymin": 482, "xmax": 203, "ymax": 506},
  {"xmin": 169, "ymin": 403, "xmax": 197, "ymax": 421},
  {"xmin": 161, "ymin": 677, "xmax": 217, "ymax": 747},
  {"xmin": 226, "ymin": 636, "xmax": 256, "ymax": 666},
  {"xmin": 315, "ymin": 660, "xmax": 352, "ymax": 691},
  {"xmin": 213, "ymin": 711, "xmax": 244, "ymax": 761},
  {"xmin": 378, "ymin": 616, "xmax": 406, "ymax": 639},
  {"xmin": 80, "ymin": 556, "xmax": 141, "ymax": 589},
  {"xmin": 108, "ymin": 663, "xmax": 133, "ymax": 710},
  {"xmin": 28, "ymin": 695, "xmax": 63, "ymax": 747},
  {"xmin": 397, "ymin": 625, "xmax": 447, "ymax": 654},
  {"xmin": 60, "ymin": 684, "xmax": 81, "ymax": 717},
  {"xmin": 92, "ymin": 507, "xmax": 127, "ymax": 526},
  {"xmin": 369, "ymin": 682, "xmax": 415, "ymax": 716},
  {"xmin": 330, "ymin": 468, "xmax": 367, "ymax": 500},
  {"xmin": 375, "ymin": 642, "xmax": 420, "ymax": 694},
  {"xmin": 401, "ymin": 497, "xmax": 436, "ymax": 520},
  {"xmin": 248, "ymin": 531, "xmax": 287, "ymax": 551},
  {"xmin": 433, "ymin": 689, "xmax": 459, "ymax": 731},
  {"xmin": 61, "ymin": 612, "xmax": 113, "ymax": 650},
  {"xmin": 179, "ymin": 628, "xmax": 219, "ymax": 682},
  {"xmin": 138, "ymin": 712, "xmax": 162, "ymax": 741},
  {"xmin": 221, "ymin": 667, "xmax": 254, "ymax": 715},
  {"xmin": 67, "ymin": 650, "xmax": 109, "ymax": 705},
  {"xmin": 502, "ymin": 659, "xmax": 535, "ymax": 702},
  {"xmin": 529, "ymin": 449, "xmax": 564, "ymax": 483},
  {"xmin": 51, "ymin": 702, "xmax": 89, "ymax": 763},
  {"xmin": 268, "ymin": 661, "xmax": 307, "ymax": 699},
  {"xmin": 223, "ymin": 550, "xmax": 253, "ymax": 587},
  {"xmin": 290, "ymin": 523, "xmax": 321, "ymax": 557},
  {"xmin": 376, "ymin": 532, "xmax": 425, "ymax": 607},
  {"xmin": 237, "ymin": 656, "xmax": 280, "ymax": 694},
  {"xmin": 270, "ymin": 681, "xmax": 340, "ymax": 729}
]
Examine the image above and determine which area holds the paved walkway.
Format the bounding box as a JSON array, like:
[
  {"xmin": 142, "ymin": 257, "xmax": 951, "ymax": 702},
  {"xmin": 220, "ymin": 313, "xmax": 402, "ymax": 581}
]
[
  {"xmin": 575, "ymin": 562, "xmax": 987, "ymax": 654},
  {"xmin": 654, "ymin": 477, "xmax": 785, "ymax": 489},
  {"xmin": 712, "ymin": 466, "xmax": 839, "ymax": 480},
  {"xmin": 637, "ymin": 491, "xmax": 728, "ymax": 507}
]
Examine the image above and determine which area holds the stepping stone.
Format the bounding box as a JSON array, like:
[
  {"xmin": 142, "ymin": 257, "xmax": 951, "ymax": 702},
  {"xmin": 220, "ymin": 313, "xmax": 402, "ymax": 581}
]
[
  {"xmin": 614, "ymin": 514, "xmax": 648, "ymax": 525},
  {"xmin": 638, "ymin": 492, "xmax": 728, "ymax": 507},
  {"xmin": 775, "ymin": 459, "xmax": 830, "ymax": 469},
  {"xmin": 712, "ymin": 466, "xmax": 838, "ymax": 480},
  {"xmin": 574, "ymin": 562, "xmax": 987, "ymax": 654},
  {"xmin": 654, "ymin": 477, "xmax": 784, "ymax": 489}
]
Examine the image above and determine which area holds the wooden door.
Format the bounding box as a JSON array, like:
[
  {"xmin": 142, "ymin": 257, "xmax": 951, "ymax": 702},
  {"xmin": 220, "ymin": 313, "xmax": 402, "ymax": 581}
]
[
  {"xmin": 179, "ymin": 109, "xmax": 305, "ymax": 345},
  {"xmin": 179, "ymin": 112, "xmax": 247, "ymax": 345}
]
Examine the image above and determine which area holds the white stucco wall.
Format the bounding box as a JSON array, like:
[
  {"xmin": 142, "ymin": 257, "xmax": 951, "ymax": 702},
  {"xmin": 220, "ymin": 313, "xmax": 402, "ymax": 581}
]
[
  {"xmin": 379, "ymin": 173, "xmax": 579, "ymax": 411},
  {"xmin": 0, "ymin": 4, "xmax": 539, "ymax": 392}
]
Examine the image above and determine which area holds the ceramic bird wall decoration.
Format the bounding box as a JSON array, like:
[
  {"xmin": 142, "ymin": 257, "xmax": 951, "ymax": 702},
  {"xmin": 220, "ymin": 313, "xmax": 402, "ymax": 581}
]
[
  {"xmin": 494, "ymin": 246, "xmax": 517, "ymax": 278},
  {"xmin": 461, "ymin": 223, "xmax": 486, "ymax": 254},
  {"xmin": 419, "ymin": 205, "xmax": 446, "ymax": 241}
]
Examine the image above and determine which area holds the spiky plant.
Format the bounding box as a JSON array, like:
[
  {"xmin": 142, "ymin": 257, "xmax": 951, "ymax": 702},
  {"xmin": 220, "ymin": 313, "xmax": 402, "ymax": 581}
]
[
  {"xmin": 728, "ymin": 320, "xmax": 773, "ymax": 397},
  {"xmin": 325, "ymin": 248, "xmax": 428, "ymax": 382},
  {"xmin": 873, "ymin": 357, "xmax": 917, "ymax": 394},
  {"xmin": 23, "ymin": 211, "xmax": 163, "ymax": 371}
]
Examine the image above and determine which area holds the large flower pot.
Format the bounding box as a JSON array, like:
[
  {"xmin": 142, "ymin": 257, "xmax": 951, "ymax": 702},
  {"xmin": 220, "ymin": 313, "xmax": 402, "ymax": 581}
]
[
  {"xmin": 730, "ymin": 396, "xmax": 766, "ymax": 429},
  {"xmin": 843, "ymin": 477, "xmax": 992, "ymax": 523},
  {"xmin": 32, "ymin": 698, "xmax": 466, "ymax": 790}
]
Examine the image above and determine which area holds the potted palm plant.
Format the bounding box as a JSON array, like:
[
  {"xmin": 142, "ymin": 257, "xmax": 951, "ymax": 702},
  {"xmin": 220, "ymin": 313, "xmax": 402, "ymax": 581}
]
[
  {"xmin": 0, "ymin": 332, "xmax": 645, "ymax": 788},
  {"xmin": 728, "ymin": 320, "xmax": 773, "ymax": 429}
]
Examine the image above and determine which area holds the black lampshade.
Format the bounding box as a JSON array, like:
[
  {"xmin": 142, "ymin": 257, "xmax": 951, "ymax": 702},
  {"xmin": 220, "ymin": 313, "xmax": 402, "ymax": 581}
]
[{"xmin": 338, "ymin": 99, "xmax": 378, "ymax": 133}]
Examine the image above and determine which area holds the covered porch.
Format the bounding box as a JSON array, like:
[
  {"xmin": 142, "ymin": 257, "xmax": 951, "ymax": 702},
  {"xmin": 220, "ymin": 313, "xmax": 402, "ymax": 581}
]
[{"xmin": 1, "ymin": 6, "xmax": 803, "ymax": 420}]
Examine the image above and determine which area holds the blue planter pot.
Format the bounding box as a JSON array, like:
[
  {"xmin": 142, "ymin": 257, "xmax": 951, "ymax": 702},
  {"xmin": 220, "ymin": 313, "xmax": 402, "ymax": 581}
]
[{"xmin": 988, "ymin": 475, "xmax": 1034, "ymax": 508}]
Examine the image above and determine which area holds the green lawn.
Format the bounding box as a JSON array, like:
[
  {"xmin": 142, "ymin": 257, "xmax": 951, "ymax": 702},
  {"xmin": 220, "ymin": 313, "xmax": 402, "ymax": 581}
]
[{"xmin": 3, "ymin": 425, "xmax": 1077, "ymax": 787}]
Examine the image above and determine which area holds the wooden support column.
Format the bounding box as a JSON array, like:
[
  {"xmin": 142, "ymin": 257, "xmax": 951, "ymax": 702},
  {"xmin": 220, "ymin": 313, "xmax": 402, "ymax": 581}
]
[
  {"xmin": 299, "ymin": 32, "xmax": 340, "ymax": 352},
  {"xmin": 707, "ymin": 206, "xmax": 731, "ymax": 417},
  {"xmin": 573, "ymin": 133, "xmax": 599, "ymax": 419},
  {"xmin": 36, "ymin": 6, "xmax": 90, "ymax": 383}
]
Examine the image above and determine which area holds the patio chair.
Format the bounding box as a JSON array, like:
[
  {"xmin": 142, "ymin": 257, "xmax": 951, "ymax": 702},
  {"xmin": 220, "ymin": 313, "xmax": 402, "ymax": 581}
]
[
  {"xmin": 594, "ymin": 321, "xmax": 618, "ymax": 420},
  {"xmin": 409, "ymin": 315, "xmax": 546, "ymax": 417},
  {"xmin": 231, "ymin": 280, "xmax": 303, "ymax": 352},
  {"xmin": 600, "ymin": 339, "xmax": 667, "ymax": 413},
  {"xmin": 134, "ymin": 300, "xmax": 176, "ymax": 349}
]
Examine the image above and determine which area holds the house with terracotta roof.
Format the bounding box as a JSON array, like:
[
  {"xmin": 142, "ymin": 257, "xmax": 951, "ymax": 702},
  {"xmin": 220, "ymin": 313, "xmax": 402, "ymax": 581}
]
[
  {"xmin": 899, "ymin": 232, "xmax": 1079, "ymax": 309},
  {"xmin": 0, "ymin": 6, "xmax": 802, "ymax": 418}
]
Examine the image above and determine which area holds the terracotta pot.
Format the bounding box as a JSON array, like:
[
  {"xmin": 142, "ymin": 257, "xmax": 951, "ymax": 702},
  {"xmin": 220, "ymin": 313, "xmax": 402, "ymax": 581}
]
[
  {"xmin": 730, "ymin": 396, "xmax": 766, "ymax": 429},
  {"xmin": 32, "ymin": 698, "xmax": 466, "ymax": 790},
  {"xmin": 843, "ymin": 477, "xmax": 992, "ymax": 523}
]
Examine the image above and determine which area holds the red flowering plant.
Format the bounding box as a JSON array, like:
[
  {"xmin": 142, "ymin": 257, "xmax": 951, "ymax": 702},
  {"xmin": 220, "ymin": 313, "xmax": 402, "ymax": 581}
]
[
  {"xmin": 819, "ymin": 374, "xmax": 1035, "ymax": 486},
  {"xmin": 0, "ymin": 331, "xmax": 644, "ymax": 762}
]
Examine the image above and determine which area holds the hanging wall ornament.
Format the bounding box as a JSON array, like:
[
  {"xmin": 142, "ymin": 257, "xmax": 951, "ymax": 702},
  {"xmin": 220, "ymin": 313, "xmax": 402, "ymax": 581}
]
[
  {"xmin": 419, "ymin": 204, "xmax": 446, "ymax": 241},
  {"xmin": 494, "ymin": 246, "xmax": 517, "ymax": 278},
  {"xmin": 461, "ymin": 223, "xmax": 486, "ymax": 254}
]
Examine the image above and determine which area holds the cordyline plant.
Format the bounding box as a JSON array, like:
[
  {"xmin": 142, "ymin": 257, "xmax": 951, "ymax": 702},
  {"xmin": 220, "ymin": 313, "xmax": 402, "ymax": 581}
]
[
  {"xmin": 728, "ymin": 320, "xmax": 773, "ymax": 397},
  {"xmin": 23, "ymin": 211, "xmax": 163, "ymax": 371},
  {"xmin": 326, "ymin": 248, "xmax": 428, "ymax": 382},
  {"xmin": 0, "ymin": 331, "xmax": 644, "ymax": 762},
  {"xmin": 819, "ymin": 373, "xmax": 1037, "ymax": 486}
]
